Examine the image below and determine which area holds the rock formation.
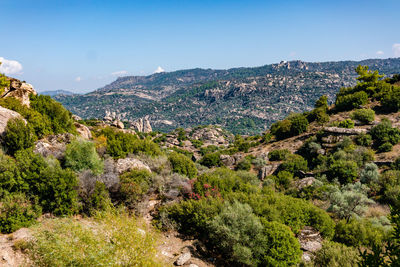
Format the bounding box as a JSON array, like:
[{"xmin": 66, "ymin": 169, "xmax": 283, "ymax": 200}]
[
  {"xmin": 130, "ymin": 117, "xmax": 152, "ymax": 133},
  {"xmin": 0, "ymin": 106, "xmax": 24, "ymax": 136},
  {"xmin": 1, "ymin": 78, "xmax": 37, "ymax": 107},
  {"xmin": 103, "ymin": 110, "xmax": 124, "ymax": 129},
  {"xmin": 74, "ymin": 122, "xmax": 92, "ymax": 139},
  {"xmin": 115, "ymin": 157, "xmax": 151, "ymax": 174}
]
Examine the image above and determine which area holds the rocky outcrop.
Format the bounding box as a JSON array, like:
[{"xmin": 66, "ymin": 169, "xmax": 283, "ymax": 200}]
[
  {"xmin": 1, "ymin": 78, "xmax": 37, "ymax": 107},
  {"xmin": 103, "ymin": 110, "xmax": 125, "ymax": 129},
  {"xmin": 0, "ymin": 106, "xmax": 24, "ymax": 136},
  {"xmin": 74, "ymin": 122, "xmax": 92, "ymax": 139},
  {"xmin": 175, "ymin": 247, "xmax": 191, "ymax": 266},
  {"xmin": 294, "ymin": 177, "xmax": 316, "ymax": 190},
  {"xmin": 323, "ymin": 127, "xmax": 367, "ymax": 135},
  {"xmin": 298, "ymin": 227, "xmax": 323, "ymax": 262},
  {"xmin": 34, "ymin": 133, "xmax": 74, "ymax": 160},
  {"xmin": 130, "ymin": 117, "xmax": 152, "ymax": 133},
  {"xmin": 115, "ymin": 157, "xmax": 151, "ymax": 174},
  {"xmin": 258, "ymin": 164, "xmax": 280, "ymax": 180},
  {"xmin": 190, "ymin": 126, "xmax": 233, "ymax": 146}
]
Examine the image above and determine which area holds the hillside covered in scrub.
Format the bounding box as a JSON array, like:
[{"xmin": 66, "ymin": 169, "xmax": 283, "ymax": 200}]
[
  {"xmin": 0, "ymin": 65, "xmax": 400, "ymax": 266},
  {"xmin": 55, "ymin": 58, "xmax": 400, "ymax": 134}
]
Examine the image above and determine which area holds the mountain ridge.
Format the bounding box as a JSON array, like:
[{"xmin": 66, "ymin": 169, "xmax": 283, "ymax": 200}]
[{"xmin": 55, "ymin": 58, "xmax": 400, "ymax": 134}]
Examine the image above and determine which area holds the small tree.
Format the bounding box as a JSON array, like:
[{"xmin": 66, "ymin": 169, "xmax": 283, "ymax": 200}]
[
  {"xmin": 168, "ymin": 152, "xmax": 197, "ymax": 178},
  {"xmin": 352, "ymin": 109, "xmax": 375, "ymax": 125},
  {"xmin": 64, "ymin": 139, "xmax": 104, "ymax": 175},
  {"xmin": 328, "ymin": 182, "xmax": 374, "ymax": 222},
  {"xmin": 3, "ymin": 118, "xmax": 37, "ymax": 155}
]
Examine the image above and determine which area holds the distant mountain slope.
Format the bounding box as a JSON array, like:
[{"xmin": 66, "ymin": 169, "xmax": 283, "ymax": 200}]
[
  {"xmin": 55, "ymin": 58, "xmax": 400, "ymax": 134},
  {"xmin": 40, "ymin": 90, "xmax": 75, "ymax": 96}
]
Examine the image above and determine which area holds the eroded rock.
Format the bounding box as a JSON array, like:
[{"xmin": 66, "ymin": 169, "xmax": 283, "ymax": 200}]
[
  {"xmin": 2, "ymin": 78, "xmax": 37, "ymax": 107},
  {"xmin": 74, "ymin": 122, "xmax": 92, "ymax": 139},
  {"xmin": 115, "ymin": 157, "xmax": 151, "ymax": 174},
  {"xmin": 0, "ymin": 106, "xmax": 24, "ymax": 136}
]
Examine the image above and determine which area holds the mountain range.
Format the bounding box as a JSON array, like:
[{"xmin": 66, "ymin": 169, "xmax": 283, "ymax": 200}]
[{"xmin": 55, "ymin": 58, "xmax": 400, "ymax": 134}]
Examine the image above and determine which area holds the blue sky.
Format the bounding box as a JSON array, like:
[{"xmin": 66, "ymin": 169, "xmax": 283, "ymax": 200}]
[{"xmin": 1, "ymin": 0, "xmax": 399, "ymax": 93}]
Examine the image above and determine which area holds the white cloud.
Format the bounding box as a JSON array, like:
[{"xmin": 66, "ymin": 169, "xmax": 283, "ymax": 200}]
[
  {"xmin": 376, "ymin": 50, "xmax": 384, "ymax": 55},
  {"xmin": 393, "ymin": 43, "xmax": 400, "ymax": 57},
  {"xmin": 0, "ymin": 57, "xmax": 23, "ymax": 75},
  {"xmin": 153, "ymin": 66, "xmax": 165, "ymax": 74},
  {"xmin": 75, "ymin": 76, "xmax": 82, "ymax": 82},
  {"xmin": 111, "ymin": 70, "xmax": 128, "ymax": 77}
]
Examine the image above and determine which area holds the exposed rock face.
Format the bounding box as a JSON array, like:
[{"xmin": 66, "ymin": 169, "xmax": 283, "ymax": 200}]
[
  {"xmin": 190, "ymin": 126, "xmax": 233, "ymax": 146},
  {"xmin": 130, "ymin": 117, "xmax": 152, "ymax": 133},
  {"xmin": 103, "ymin": 110, "xmax": 125, "ymax": 129},
  {"xmin": 2, "ymin": 78, "xmax": 37, "ymax": 107},
  {"xmin": 115, "ymin": 157, "xmax": 151, "ymax": 174},
  {"xmin": 72, "ymin": 114, "xmax": 82, "ymax": 121},
  {"xmin": 74, "ymin": 122, "xmax": 92, "ymax": 139},
  {"xmin": 34, "ymin": 133, "xmax": 74, "ymax": 160},
  {"xmin": 294, "ymin": 177, "xmax": 316, "ymax": 190},
  {"xmin": 0, "ymin": 106, "xmax": 25, "ymax": 136},
  {"xmin": 175, "ymin": 248, "xmax": 191, "ymax": 266},
  {"xmin": 258, "ymin": 164, "xmax": 280, "ymax": 180},
  {"xmin": 323, "ymin": 127, "xmax": 367, "ymax": 135},
  {"xmin": 298, "ymin": 226, "xmax": 323, "ymax": 262}
]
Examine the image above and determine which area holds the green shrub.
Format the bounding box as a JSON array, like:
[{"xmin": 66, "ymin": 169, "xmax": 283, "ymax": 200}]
[
  {"xmin": 271, "ymin": 113, "xmax": 309, "ymax": 140},
  {"xmin": 313, "ymin": 241, "xmax": 360, "ymax": 266},
  {"xmin": 0, "ymin": 191, "xmax": 42, "ymax": 233},
  {"xmin": 381, "ymin": 86, "xmax": 400, "ymax": 112},
  {"xmin": 30, "ymin": 94, "xmax": 76, "ymax": 134},
  {"xmin": 119, "ymin": 169, "xmax": 152, "ymax": 208},
  {"xmin": 3, "ymin": 118, "xmax": 37, "ymax": 155},
  {"xmin": 308, "ymin": 107, "xmax": 330, "ymax": 124},
  {"xmin": 64, "ymin": 139, "xmax": 104, "ymax": 175},
  {"xmin": 315, "ymin": 95, "xmax": 329, "ymax": 110},
  {"xmin": 235, "ymin": 158, "xmax": 251, "ymax": 171},
  {"xmin": 360, "ymin": 163, "xmax": 379, "ymax": 185},
  {"xmin": 335, "ymin": 91, "xmax": 368, "ymax": 111},
  {"xmin": 279, "ymin": 154, "xmax": 308, "ymax": 174},
  {"xmin": 0, "ymin": 150, "xmax": 23, "ymax": 192},
  {"xmin": 378, "ymin": 142, "xmax": 393, "ymax": 152},
  {"xmin": 168, "ymin": 152, "xmax": 197, "ymax": 178},
  {"xmin": 351, "ymin": 108, "xmax": 375, "ymax": 124},
  {"xmin": 334, "ymin": 219, "xmax": 386, "ymax": 248},
  {"xmin": 199, "ymin": 152, "xmax": 222, "ymax": 168},
  {"xmin": 100, "ymin": 127, "xmax": 161, "ymax": 158},
  {"xmin": 190, "ymin": 139, "xmax": 203, "ymax": 148},
  {"xmin": 338, "ymin": 119, "xmax": 355, "ymax": 129},
  {"xmin": 273, "ymin": 171, "xmax": 293, "ymax": 189},
  {"xmin": 199, "ymin": 145, "xmax": 219, "ymax": 155},
  {"xmin": 370, "ymin": 118, "xmax": 400, "ymax": 148},
  {"xmin": 327, "ymin": 160, "xmax": 358, "ymax": 184},
  {"xmin": 84, "ymin": 181, "xmax": 112, "ymax": 216},
  {"xmin": 355, "ymin": 133, "xmax": 373, "ymax": 146},
  {"xmin": 268, "ymin": 149, "xmax": 290, "ymax": 161}
]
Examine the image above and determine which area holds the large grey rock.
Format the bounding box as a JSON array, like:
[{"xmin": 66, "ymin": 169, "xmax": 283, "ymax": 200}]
[
  {"xmin": 2, "ymin": 78, "xmax": 37, "ymax": 107},
  {"xmin": 74, "ymin": 122, "xmax": 92, "ymax": 139},
  {"xmin": 323, "ymin": 127, "xmax": 367, "ymax": 135},
  {"xmin": 298, "ymin": 227, "xmax": 323, "ymax": 252},
  {"xmin": 34, "ymin": 133, "xmax": 74, "ymax": 160},
  {"xmin": 294, "ymin": 177, "xmax": 316, "ymax": 190},
  {"xmin": 115, "ymin": 157, "xmax": 151, "ymax": 174},
  {"xmin": 175, "ymin": 251, "xmax": 191, "ymax": 266},
  {"xmin": 0, "ymin": 106, "xmax": 24, "ymax": 136},
  {"xmin": 258, "ymin": 164, "xmax": 279, "ymax": 180},
  {"xmin": 130, "ymin": 117, "xmax": 152, "ymax": 133}
]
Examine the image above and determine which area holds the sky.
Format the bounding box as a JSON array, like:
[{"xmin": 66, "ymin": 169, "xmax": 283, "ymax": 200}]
[{"xmin": 1, "ymin": 0, "xmax": 400, "ymax": 93}]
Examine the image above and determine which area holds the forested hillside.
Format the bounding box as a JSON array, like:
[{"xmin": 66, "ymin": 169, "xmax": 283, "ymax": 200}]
[{"xmin": 56, "ymin": 58, "xmax": 400, "ymax": 134}]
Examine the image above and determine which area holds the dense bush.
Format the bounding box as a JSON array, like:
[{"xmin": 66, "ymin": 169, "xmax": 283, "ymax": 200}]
[
  {"xmin": 360, "ymin": 162, "xmax": 379, "ymax": 185},
  {"xmin": 0, "ymin": 191, "xmax": 42, "ymax": 233},
  {"xmin": 351, "ymin": 108, "xmax": 375, "ymax": 124},
  {"xmin": 83, "ymin": 181, "xmax": 112, "ymax": 216},
  {"xmin": 30, "ymin": 94, "xmax": 76, "ymax": 134},
  {"xmin": 370, "ymin": 118, "xmax": 400, "ymax": 150},
  {"xmin": 100, "ymin": 127, "xmax": 161, "ymax": 158},
  {"xmin": 235, "ymin": 158, "xmax": 252, "ymax": 171},
  {"xmin": 199, "ymin": 152, "xmax": 222, "ymax": 168},
  {"xmin": 313, "ymin": 241, "xmax": 360, "ymax": 266},
  {"xmin": 279, "ymin": 154, "xmax": 308, "ymax": 174},
  {"xmin": 338, "ymin": 119, "xmax": 355, "ymax": 129},
  {"xmin": 335, "ymin": 91, "xmax": 368, "ymax": 111},
  {"xmin": 64, "ymin": 139, "xmax": 104, "ymax": 175},
  {"xmin": 334, "ymin": 219, "xmax": 387, "ymax": 248},
  {"xmin": 355, "ymin": 133, "xmax": 373, "ymax": 147},
  {"xmin": 272, "ymin": 171, "xmax": 293, "ymax": 190},
  {"xmin": 268, "ymin": 149, "xmax": 290, "ymax": 161},
  {"xmin": 119, "ymin": 169, "xmax": 152, "ymax": 208},
  {"xmin": 3, "ymin": 118, "xmax": 37, "ymax": 155},
  {"xmin": 327, "ymin": 160, "xmax": 358, "ymax": 184},
  {"xmin": 381, "ymin": 86, "xmax": 400, "ymax": 112},
  {"xmin": 168, "ymin": 152, "xmax": 197, "ymax": 178},
  {"xmin": 0, "ymin": 150, "xmax": 23, "ymax": 192},
  {"xmin": 270, "ymin": 113, "xmax": 309, "ymax": 140}
]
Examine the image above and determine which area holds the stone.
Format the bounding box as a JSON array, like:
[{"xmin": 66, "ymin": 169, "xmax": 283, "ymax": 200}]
[
  {"xmin": 298, "ymin": 227, "xmax": 323, "ymax": 252},
  {"xmin": 34, "ymin": 133, "xmax": 74, "ymax": 160},
  {"xmin": 220, "ymin": 154, "xmax": 235, "ymax": 167},
  {"xmin": 115, "ymin": 157, "xmax": 151, "ymax": 174},
  {"xmin": 294, "ymin": 177, "xmax": 316, "ymax": 190},
  {"xmin": 258, "ymin": 164, "xmax": 279, "ymax": 180},
  {"xmin": 130, "ymin": 117, "xmax": 152, "ymax": 133},
  {"xmin": 0, "ymin": 106, "xmax": 24, "ymax": 136},
  {"xmin": 74, "ymin": 122, "xmax": 92, "ymax": 139},
  {"xmin": 72, "ymin": 114, "xmax": 82, "ymax": 121},
  {"xmin": 2, "ymin": 78, "xmax": 37, "ymax": 107},
  {"xmin": 175, "ymin": 251, "xmax": 191, "ymax": 266},
  {"xmin": 323, "ymin": 127, "xmax": 367, "ymax": 135}
]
